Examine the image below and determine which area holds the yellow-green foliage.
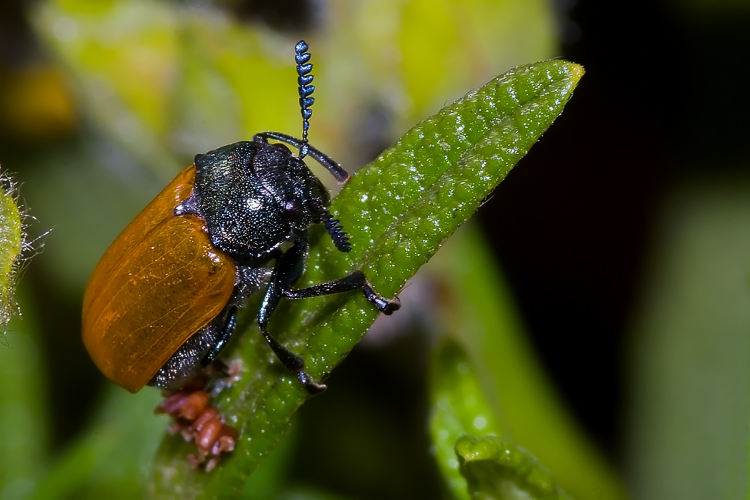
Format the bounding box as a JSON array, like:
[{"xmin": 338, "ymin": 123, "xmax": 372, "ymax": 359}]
[{"xmin": 0, "ymin": 173, "xmax": 24, "ymax": 334}]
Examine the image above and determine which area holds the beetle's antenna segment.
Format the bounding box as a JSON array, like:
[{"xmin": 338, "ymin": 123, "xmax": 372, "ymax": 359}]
[
  {"xmin": 255, "ymin": 132, "xmax": 350, "ymax": 182},
  {"xmin": 322, "ymin": 211, "xmax": 351, "ymax": 253},
  {"xmin": 295, "ymin": 40, "xmax": 314, "ymax": 160},
  {"xmin": 311, "ymin": 199, "xmax": 351, "ymax": 253}
]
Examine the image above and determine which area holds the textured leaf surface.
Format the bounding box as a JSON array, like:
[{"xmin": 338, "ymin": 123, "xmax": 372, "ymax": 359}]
[{"xmin": 146, "ymin": 59, "xmax": 583, "ymax": 498}]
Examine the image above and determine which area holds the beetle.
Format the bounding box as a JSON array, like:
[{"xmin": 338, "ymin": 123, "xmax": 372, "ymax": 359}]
[{"xmin": 82, "ymin": 40, "xmax": 400, "ymax": 399}]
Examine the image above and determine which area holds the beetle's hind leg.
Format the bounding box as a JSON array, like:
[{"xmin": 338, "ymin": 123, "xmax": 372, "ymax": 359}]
[{"xmin": 149, "ymin": 310, "xmax": 235, "ymax": 392}]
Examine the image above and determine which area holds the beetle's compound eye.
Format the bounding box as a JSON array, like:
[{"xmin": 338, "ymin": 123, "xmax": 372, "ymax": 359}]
[{"xmin": 282, "ymin": 198, "xmax": 302, "ymax": 219}]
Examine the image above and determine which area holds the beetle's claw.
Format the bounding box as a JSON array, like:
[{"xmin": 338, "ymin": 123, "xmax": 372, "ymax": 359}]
[
  {"xmin": 371, "ymin": 295, "xmax": 401, "ymax": 315},
  {"xmin": 297, "ymin": 370, "xmax": 327, "ymax": 394},
  {"xmin": 361, "ymin": 282, "xmax": 401, "ymax": 315},
  {"xmin": 381, "ymin": 296, "xmax": 401, "ymax": 315}
]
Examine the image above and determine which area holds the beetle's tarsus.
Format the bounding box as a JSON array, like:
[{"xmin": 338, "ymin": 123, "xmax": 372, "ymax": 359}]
[
  {"xmin": 260, "ymin": 323, "xmax": 326, "ymax": 395},
  {"xmin": 364, "ymin": 283, "xmax": 401, "ymax": 315},
  {"xmin": 297, "ymin": 370, "xmax": 327, "ymax": 394}
]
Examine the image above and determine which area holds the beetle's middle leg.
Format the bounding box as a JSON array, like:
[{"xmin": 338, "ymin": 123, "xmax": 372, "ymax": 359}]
[
  {"xmin": 258, "ymin": 235, "xmax": 399, "ymax": 394},
  {"xmin": 277, "ymin": 234, "xmax": 400, "ymax": 313},
  {"xmin": 282, "ymin": 270, "xmax": 400, "ymax": 314}
]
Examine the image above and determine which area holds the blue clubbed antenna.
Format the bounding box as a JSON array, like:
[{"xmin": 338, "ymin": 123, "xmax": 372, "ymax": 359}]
[
  {"xmin": 293, "ymin": 41, "xmax": 351, "ymax": 253},
  {"xmin": 295, "ymin": 40, "xmax": 314, "ymax": 160}
]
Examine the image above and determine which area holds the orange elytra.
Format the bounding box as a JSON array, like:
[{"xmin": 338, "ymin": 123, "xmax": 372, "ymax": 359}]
[{"xmin": 82, "ymin": 166, "xmax": 236, "ymax": 392}]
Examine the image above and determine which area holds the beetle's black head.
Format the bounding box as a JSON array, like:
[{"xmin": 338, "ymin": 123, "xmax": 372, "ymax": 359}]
[
  {"xmin": 192, "ymin": 139, "xmax": 336, "ymax": 260},
  {"xmin": 250, "ymin": 137, "xmax": 332, "ymax": 227}
]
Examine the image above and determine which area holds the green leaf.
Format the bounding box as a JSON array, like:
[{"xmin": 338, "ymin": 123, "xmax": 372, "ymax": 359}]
[
  {"xmin": 430, "ymin": 338, "xmax": 503, "ymax": 499},
  {"xmin": 456, "ymin": 435, "xmax": 572, "ymax": 500},
  {"xmin": 429, "ymin": 333, "xmax": 574, "ymax": 500},
  {"xmin": 31, "ymin": 0, "xmax": 558, "ymax": 179},
  {"xmin": 0, "ymin": 288, "xmax": 49, "ymax": 500},
  {"xmin": 0, "ymin": 173, "xmax": 46, "ymax": 498},
  {"xmin": 430, "ymin": 335, "xmax": 572, "ymax": 499},
  {"xmin": 325, "ymin": 0, "xmax": 558, "ymax": 131},
  {"xmin": 0, "ymin": 172, "xmax": 25, "ymax": 333},
  {"xmin": 29, "ymin": 387, "xmax": 164, "ymax": 500},
  {"xmin": 30, "ymin": 0, "xmax": 303, "ymax": 182},
  {"xmin": 426, "ymin": 228, "xmax": 627, "ymax": 500},
  {"xmin": 31, "ymin": 0, "xmax": 184, "ymax": 181},
  {"xmin": 148, "ymin": 59, "xmax": 583, "ymax": 498}
]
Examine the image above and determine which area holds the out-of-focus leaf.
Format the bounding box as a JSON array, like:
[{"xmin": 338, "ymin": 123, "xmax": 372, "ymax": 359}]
[
  {"xmin": 431, "ymin": 337, "xmax": 575, "ymax": 499},
  {"xmin": 625, "ymin": 175, "xmax": 750, "ymax": 500},
  {"xmin": 431, "ymin": 338, "xmax": 502, "ymax": 499},
  {"xmin": 325, "ymin": 0, "xmax": 557, "ymax": 136},
  {"xmin": 0, "ymin": 172, "xmax": 47, "ymax": 499},
  {"xmin": 31, "ymin": 1, "xmax": 324, "ymax": 180},
  {"xmin": 148, "ymin": 60, "xmax": 583, "ymax": 498},
  {"xmin": 31, "ymin": 0, "xmax": 183, "ymax": 181},
  {"xmin": 31, "ymin": 0, "xmax": 558, "ymax": 177},
  {"xmin": 426, "ymin": 227, "xmax": 627, "ymax": 500},
  {"xmin": 20, "ymin": 138, "xmax": 160, "ymax": 295},
  {"xmin": 456, "ymin": 435, "xmax": 572, "ymax": 500},
  {"xmin": 0, "ymin": 289, "xmax": 48, "ymax": 500},
  {"xmin": 0, "ymin": 66, "xmax": 76, "ymax": 141},
  {"xmin": 29, "ymin": 387, "xmax": 163, "ymax": 500}
]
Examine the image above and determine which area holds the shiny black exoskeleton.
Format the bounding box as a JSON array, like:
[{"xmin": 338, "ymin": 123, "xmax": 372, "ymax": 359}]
[
  {"xmin": 149, "ymin": 41, "xmax": 400, "ymax": 394},
  {"xmin": 187, "ymin": 139, "xmax": 332, "ymax": 259}
]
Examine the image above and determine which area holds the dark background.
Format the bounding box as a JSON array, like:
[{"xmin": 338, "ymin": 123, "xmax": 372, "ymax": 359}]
[
  {"xmin": 482, "ymin": 0, "xmax": 675, "ymax": 455},
  {"xmin": 485, "ymin": 0, "xmax": 750, "ymax": 458}
]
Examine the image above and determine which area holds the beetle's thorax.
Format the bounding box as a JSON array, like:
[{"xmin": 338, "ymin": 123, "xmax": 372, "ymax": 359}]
[{"xmin": 180, "ymin": 139, "xmax": 331, "ymax": 261}]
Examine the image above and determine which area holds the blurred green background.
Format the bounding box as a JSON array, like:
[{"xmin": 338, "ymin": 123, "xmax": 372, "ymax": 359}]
[{"xmin": 0, "ymin": 0, "xmax": 748, "ymax": 499}]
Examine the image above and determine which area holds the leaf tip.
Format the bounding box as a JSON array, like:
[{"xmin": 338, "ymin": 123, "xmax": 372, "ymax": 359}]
[{"xmin": 567, "ymin": 61, "xmax": 585, "ymax": 84}]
